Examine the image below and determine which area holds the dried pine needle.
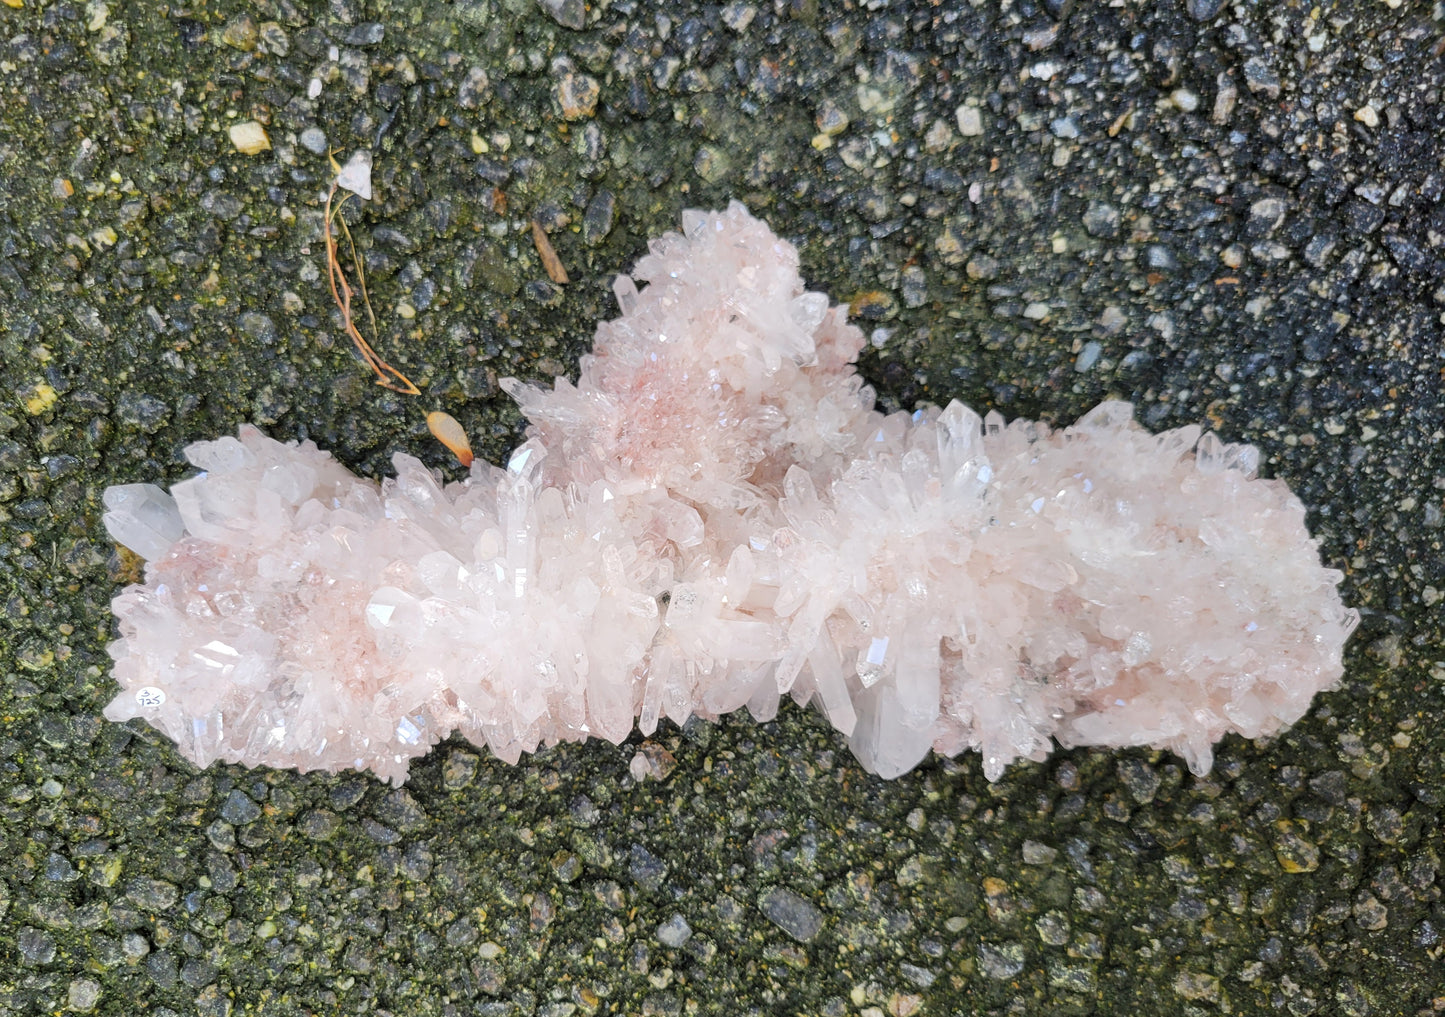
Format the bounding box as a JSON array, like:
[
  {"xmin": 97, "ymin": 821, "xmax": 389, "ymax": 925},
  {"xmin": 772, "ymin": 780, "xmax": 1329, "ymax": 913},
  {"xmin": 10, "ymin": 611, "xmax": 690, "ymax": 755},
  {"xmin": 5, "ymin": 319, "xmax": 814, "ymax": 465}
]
[
  {"xmin": 531, "ymin": 220, "xmax": 569, "ymax": 285},
  {"xmin": 427, "ymin": 411, "xmax": 474, "ymax": 468},
  {"xmin": 323, "ymin": 157, "xmax": 420, "ymax": 396}
]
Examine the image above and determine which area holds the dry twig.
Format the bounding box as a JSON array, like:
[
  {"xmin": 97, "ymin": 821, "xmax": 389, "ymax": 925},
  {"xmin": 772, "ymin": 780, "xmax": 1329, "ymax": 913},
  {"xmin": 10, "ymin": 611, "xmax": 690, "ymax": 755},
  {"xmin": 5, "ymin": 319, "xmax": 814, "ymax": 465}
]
[{"xmin": 323, "ymin": 174, "xmax": 420, "ymax": 396}]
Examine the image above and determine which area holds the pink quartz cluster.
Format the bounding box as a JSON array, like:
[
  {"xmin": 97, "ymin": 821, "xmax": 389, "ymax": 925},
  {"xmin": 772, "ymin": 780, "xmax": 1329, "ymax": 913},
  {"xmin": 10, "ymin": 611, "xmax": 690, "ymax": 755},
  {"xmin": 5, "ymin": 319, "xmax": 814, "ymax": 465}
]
[{"xmin": 102, "ymin": 202, "xmax": 1359, "ymax": 785}]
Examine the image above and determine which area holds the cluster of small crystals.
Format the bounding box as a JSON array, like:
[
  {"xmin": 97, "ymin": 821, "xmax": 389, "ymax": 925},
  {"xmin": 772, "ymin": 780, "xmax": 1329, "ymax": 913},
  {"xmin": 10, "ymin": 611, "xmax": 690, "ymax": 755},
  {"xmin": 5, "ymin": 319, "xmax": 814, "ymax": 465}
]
[{"xmin": 103, "ymin": 202, "xmax": 1359, "ymax": 785}]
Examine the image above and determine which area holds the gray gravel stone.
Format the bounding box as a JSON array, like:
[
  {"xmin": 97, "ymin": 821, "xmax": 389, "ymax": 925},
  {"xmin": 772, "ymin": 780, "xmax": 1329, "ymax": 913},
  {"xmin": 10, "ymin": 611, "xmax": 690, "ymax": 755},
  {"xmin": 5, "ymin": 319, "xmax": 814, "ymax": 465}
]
[
  {"xmin": 538, "ymin": 0, "xmax": 585, "ymax": 30},
  {"xmin": 116, "ymin": 392, "xmax": 170, "ymax": 432},
  {"xmin": 343, "ymin": 22, "xmax": 384, "ymax": 45},
  {"xmin": 18, "ymin": 927, "xmax": 56, "ymax": 965},
  {"xmin": 1021, "ymin": 840, "xmax": 1058, "ymax": 865},
  {"xmin": 458, "ymin": 67, "xmax": 490, "ymax": 109},
  {"xmin": 200, "ymin": 190, "xmax": 244, "ymax": 220},
  {"xmin": 1243, "ymin": 56, "xmax": 1281, "ymax": 98},
  {"xmin": 67, "ymin": 977, "xmax": 102, "ymax": 1012},
  {"xmin": 1117, "ymin": 758, "xmax": 1161, "ymax": 804},
  {"xmin": 220, "ymin": 790, "xmax": 262, "ymax": 825},
  {"xmin": 299, "ymin": 127, "xmax": 328, "ymax": 154},
  {"xmin": 758, "ymin": 887, "xmax": 823, "ymax": 943},
  {"xmin": 238, "ymin": 312, "xmax": 277, "ymax": 344},
  {"xmin": 45, "ymin": 852, "xmax": 78, "ymax": 882},
  {"xmin": 656, "ymin": 914, "xmax": 692, "ymax": 947},
  {"xmin": 195, "ymin": 984, "xmax": 232, "ymax": 1017},
  {"xmin": 126, "ymin": 877, "xmax": 179, "ymax": 911},
  {"xmin": 375, "ymin": 789, "xmax": 429, "ymax": 832},
  {"xmin": 978, "ymin": 941, "xmax": 1026, "ymax": 979},
  {"xmin": 1082, "ymin": 201, "xmax": 1121, "ymax": 238},
  {"xmin": 900, "ymin": 962, "xmax": 935, "ymax": 988}
]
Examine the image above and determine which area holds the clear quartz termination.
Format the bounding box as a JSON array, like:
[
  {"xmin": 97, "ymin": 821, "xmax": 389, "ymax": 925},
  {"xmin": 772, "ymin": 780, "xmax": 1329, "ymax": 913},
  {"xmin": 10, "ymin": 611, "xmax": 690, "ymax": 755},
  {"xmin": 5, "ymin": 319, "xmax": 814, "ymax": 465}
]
[
  {"xmin": 103, "ymin": 484, "xmax": 185, "ymax": 563},
  {"xmin": 102, "ymin": 202, "xmax": 1359, "ymax": 786}
]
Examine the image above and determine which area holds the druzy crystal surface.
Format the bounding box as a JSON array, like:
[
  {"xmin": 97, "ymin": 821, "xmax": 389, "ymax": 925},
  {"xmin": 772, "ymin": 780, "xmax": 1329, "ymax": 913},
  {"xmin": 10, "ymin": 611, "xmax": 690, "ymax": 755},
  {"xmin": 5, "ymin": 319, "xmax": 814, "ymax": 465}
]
[{"xmin": 103, "ymin": 203, "xmax": 1359, "ymax": 785}]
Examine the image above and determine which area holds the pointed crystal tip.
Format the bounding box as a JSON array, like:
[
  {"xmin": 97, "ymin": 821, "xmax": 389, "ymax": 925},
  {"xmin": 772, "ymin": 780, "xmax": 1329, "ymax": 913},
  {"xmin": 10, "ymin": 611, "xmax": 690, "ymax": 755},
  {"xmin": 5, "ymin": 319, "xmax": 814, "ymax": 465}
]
[{"xmin": 103, "ymin": 483, "xmax": 186, "ymax": 561}]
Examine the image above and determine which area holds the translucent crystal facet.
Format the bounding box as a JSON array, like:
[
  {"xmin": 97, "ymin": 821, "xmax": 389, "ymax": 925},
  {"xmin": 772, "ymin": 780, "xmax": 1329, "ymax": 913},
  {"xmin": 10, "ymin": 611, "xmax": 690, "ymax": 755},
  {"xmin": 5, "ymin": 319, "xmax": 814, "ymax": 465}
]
[
  {"xmin": 101, "ymin": 204, "xmax": 1358, "ymax": 785},
  {"xmin": 103, "ymin": 484, "xmax": 186, "ymax": 561}
]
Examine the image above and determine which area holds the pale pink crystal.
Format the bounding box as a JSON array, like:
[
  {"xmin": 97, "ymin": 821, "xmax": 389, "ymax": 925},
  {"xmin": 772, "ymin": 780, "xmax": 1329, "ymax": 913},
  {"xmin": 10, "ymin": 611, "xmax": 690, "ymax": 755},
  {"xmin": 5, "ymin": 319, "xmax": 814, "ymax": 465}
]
[{"xmin": 103, "ymin": 202, "xmax": 1358, "ymax": 784}]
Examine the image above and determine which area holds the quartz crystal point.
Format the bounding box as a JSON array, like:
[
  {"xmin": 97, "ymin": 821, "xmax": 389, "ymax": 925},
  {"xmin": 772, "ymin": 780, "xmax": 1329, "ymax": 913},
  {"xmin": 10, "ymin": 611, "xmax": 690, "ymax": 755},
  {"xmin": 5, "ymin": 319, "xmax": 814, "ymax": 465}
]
[{"xmin": 102, "ymin": 201, "xmax": 1359, "ymax": 785}]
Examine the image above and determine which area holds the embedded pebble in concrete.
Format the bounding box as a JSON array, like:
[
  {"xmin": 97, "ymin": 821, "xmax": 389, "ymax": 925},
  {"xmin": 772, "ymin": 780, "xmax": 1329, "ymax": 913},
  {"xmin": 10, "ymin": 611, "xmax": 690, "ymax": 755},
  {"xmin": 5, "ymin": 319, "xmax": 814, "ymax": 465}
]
[
  {"xmin": 219, "ymin": 790, "xmax": 261, "ymax": 825},
  {"xmin": 759, "ymin": 888, "xmax": 824, "ymax": 943},
  {"xmin": 656, "ymin": 914, "xmax": 693, "ymax": 947},
  {"xmin": 299, "ymin": 126, "xmax": 328, "ymax": 154},
  {"xmin": 66, "ymin": 978, "xmax": 102, "ymax": 1013}
]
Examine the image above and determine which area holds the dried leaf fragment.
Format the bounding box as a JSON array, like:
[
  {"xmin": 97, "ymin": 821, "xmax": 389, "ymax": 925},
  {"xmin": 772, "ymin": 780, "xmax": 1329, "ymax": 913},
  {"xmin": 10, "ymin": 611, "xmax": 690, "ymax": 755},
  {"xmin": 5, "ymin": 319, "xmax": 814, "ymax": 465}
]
[
  {"xmin": 229, "ymin": 121, "xmax": 271, "ymax": 154},
  {"xmin": 532, "ymin": 221, "xmax": 569, "ymax": 285},
  {"xmin": 427, "ymin": 411, "xmax": 474, "ymax": 467}
]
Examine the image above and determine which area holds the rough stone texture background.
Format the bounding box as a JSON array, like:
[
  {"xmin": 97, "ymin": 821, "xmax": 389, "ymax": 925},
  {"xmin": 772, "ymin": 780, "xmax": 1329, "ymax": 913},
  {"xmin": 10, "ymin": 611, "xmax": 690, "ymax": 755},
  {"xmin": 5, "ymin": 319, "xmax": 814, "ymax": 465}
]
[{"xmin": 1, "ymin": 0, "xmax": 1443, "ymax": 1014}]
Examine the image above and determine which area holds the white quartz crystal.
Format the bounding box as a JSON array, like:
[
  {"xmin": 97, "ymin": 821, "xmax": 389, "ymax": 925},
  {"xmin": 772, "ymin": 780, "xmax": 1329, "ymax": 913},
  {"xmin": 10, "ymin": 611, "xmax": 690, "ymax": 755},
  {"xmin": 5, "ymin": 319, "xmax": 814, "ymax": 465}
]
[
  {"xmin": 103, "ymin": 484, "xmax": 185, "ymax": 563},
  {"xmin": 103, "ymin": 202, "xmax": 1358, "ymax": 785}
]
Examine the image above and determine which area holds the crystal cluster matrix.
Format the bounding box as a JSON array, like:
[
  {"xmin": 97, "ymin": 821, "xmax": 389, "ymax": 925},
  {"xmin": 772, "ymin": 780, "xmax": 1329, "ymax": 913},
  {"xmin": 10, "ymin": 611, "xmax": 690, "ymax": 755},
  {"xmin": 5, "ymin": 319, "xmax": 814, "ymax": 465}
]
[{"xmin": 102, "ymin": 203, "xmax": 1359, "ymax": 785}]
